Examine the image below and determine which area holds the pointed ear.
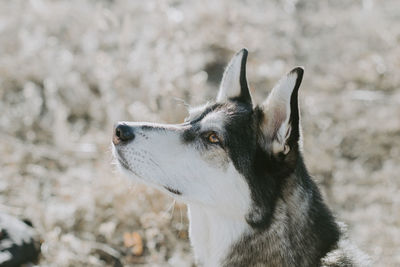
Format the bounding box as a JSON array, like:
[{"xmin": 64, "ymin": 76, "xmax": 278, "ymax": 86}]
[
  {"xmin": 261, "ymin": 67, "xmax": 304, "ymax": 155},
  {"xmin": 217, "ymin": 48, "xmax": 252, "ymax": 105}
]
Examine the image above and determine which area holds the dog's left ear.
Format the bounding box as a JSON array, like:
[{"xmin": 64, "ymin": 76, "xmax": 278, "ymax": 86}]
[
  {"xmin": 260, "ymin": 67, "xmax": 304, "ymax": 155},
  {"xmin": 217, "ymin": 48, "xmax": 252, "ymax": 105}
]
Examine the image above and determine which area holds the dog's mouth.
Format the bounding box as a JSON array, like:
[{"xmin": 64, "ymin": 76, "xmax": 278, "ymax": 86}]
[
  {"xmin": 116, "ymin": 155, "xmax": 144, "ymax": 180},
  {"xmin": 113, "ymin": 144, "xmax": 183, "ymax": 196},
  {"xmin": 117, "ymin": 156, "xmax": 130, "ymax": 170},
  {"xmin": 113, "ymin": 148, "xmax": 134, "ymax": 172}
]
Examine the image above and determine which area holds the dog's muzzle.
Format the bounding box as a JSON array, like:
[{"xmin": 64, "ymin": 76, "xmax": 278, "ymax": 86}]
[{"xmin": 113, "ymin": 123, "xmax": 135, "ymax": 145}]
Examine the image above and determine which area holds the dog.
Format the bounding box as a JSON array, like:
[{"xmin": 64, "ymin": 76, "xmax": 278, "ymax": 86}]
[{"xmin": 112, "ymin": 49, "xmax": 370, "ymax": 266}]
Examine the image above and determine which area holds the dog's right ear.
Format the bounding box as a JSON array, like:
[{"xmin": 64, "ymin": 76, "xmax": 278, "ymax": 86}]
[
  {"xmin": 259, "ymin": 67, "xmax": 304, "ymax": 156},
  {"xmin": 216, "ymin": 49, "xmax": 252, "ymax": 105}
]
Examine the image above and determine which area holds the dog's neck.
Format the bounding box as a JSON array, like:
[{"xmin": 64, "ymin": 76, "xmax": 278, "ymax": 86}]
[
  {"xmin": 223, "ymin": 171, "xmax": 340, "ymax": 266},
  {"xmin": 187, "ymin": 167, "xmax": 340, "ymax": 267},
  {"xmin": 187, "ymin": 203, "xmax": 250, "ymax": 267}
]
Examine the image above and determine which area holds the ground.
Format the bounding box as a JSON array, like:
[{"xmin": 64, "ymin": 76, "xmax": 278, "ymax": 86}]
[{"xmin": 0, "ymin": 0, "xmax": 399, "ymax": 266}]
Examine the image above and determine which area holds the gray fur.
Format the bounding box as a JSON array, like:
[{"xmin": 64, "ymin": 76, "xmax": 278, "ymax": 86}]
[{"xmin": 222, "ymin": 175, "xmax": 370, "ymax": 267}]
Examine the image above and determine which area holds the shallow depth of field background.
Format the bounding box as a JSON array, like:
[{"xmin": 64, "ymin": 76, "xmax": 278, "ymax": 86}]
[{"xmin": 1, "ymin": 0, "xmax": 399, "ymax": 266}]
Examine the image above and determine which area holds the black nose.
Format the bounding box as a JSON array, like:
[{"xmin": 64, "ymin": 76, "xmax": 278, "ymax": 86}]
[{"xmin": 114, "ymin": 124, "xmax": 135, "ymax": 144}]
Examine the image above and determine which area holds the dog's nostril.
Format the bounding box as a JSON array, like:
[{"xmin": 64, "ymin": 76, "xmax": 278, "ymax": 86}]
[
  {"xmin": 115, "ymin": 128, "xmax": 122, "ymax": 138},
  {"xmin": 114, "ymin": 124, "xmax": 135, "ymax": 142}
]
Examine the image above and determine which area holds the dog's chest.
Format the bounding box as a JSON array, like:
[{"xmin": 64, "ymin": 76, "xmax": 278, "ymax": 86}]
[{"xmin": 187, "ymin": 205, "xmax": 249, "ymax": 267}]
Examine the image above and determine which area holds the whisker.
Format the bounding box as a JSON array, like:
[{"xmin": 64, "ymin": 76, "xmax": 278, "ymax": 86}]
[
  {"xmin": 179, "ymin": 203, "xmax": 183, "ymax": 226},
  {"xmin": 173, "ymin": 97, "xmax": 190, "ymax": 109},
  {"xmin": 163, "ymin": 199, "xmax": 176, "ymax": 219}
]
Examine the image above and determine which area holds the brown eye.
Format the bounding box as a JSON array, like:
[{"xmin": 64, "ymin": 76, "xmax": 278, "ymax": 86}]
[{"xmin": 207, "ymin": 132, "xmax": 220, "ymax": 144}]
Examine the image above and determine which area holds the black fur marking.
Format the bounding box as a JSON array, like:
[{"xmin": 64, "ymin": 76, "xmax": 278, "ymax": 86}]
[
  {"xmin": 141, "ymin": 125, "xmax": 174, "ymax": 132},
  {"xmin": 215, "ymin": 99, "xmax": 341, "ymax": 266},
  {"xmin": 287, "ymin": 67, "xmax": 304, "ymax": 150},
  {"xmin": 192, "ymin": 92, "xmax": 340, "ymax": 265},
  {"xmin": 188, "ymin": 104, "xmax": 220, "ymax": 125},
  {"xmin": 221, "ymin": 104, "xmax": 289, "ymax": 229},
  {"xmin": 177, "ymin": 65, "xmax": 342, "ymax": 264},
  {"xmin": 181, "ymin": 103, "xmax": 225, "ymax": 144},
  {"xmin": 230, "ymin": 48, "xmax": 252, "ymax": 105},
  {"xmin": 164, "ymin": 186, "xmax": 182, "ymax": 195}
]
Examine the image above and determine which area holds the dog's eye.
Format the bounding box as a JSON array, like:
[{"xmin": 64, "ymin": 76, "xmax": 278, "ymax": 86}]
[{"xmin": 206, "ymin": 132, "xmax": 220, "ymax": 144}]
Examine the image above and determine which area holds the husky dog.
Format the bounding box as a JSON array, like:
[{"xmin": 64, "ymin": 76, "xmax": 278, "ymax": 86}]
[{"xmin": 112, "ymin": 49, "xmax": 369, "ymax": 266}]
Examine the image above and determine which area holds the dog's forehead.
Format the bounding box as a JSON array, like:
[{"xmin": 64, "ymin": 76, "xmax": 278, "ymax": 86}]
[
  {"xmin": 200, "ymin": 110, "xmax": 227, "ymax": 131},
  {"xmin": 187, "ymin": 103, "xmax": 211, "ymax": 121},
  {"xmin": 190, "ymin": 101, "xmax": 248, "ymax": 117},
  {"xmin": 187, "ymin": 101, "xmax": 250, "ymax": 128}
]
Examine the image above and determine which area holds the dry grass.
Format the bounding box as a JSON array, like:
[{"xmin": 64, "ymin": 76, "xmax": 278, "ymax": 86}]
[{"xmin": 0, "ymin": 0, "xmax": 399, "ymax": 266}]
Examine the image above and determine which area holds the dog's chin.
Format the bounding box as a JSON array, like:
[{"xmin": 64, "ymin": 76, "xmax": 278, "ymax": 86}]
[
  {"xmin": 116, "ymin": 158, "xmax": 184, "ymax": 198},
  {"xmin": 112, "ymin": 145, "xmax": 184, "ymax": 198},
  {"xmin": 115, "ymin": 158, "xmax": 141, "ymax": 180}
]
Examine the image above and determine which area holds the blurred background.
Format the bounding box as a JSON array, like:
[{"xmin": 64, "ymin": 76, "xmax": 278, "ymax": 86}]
[{"xmin": 0, "ymin": 0, "xmax": 399, "ymax": 266}]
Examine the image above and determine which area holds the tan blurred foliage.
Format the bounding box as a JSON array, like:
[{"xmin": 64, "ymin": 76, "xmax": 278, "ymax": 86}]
[{"xmin": 0, "ymin": 0, "xmax": 399, "ymax": 266}]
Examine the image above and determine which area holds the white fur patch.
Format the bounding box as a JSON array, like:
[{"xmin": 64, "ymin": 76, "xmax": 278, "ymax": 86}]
[
  {"xmin": 200, "ymin": 111, "xmax": 226, "ymax": 133},
  {"xmin": 188, "ymin": 201, "xmax": 250, "ymax": 267}
]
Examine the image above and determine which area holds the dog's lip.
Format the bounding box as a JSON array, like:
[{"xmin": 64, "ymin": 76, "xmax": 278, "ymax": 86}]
[
  {"xmin": 116, "ymin": 156, "xmax": 143, "ymax": 179},
  {"xmin": 113, "ymin": 148, "xmax": 131, "ymax": 171},
  {"xmin": 117, "ymin": 157, "xmax": 130, "ymax": 170},
  {"xmin": 113, "ymin": 145, "xmax": 182, "ymax": 196},
  {"xmin": 164, "ymin": 186, "xmax": 182, "ymax": 195},
  {"xmin": 114, "ymin": 149, "xmax": 145, "ymax": 179}
]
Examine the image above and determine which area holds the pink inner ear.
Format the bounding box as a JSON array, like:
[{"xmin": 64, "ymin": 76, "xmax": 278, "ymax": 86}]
[{"xmin": 263, "ymin": 102, "xmax": 288, "ymax": 140}]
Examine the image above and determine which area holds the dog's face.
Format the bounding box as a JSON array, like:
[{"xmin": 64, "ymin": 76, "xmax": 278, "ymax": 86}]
[{"xmin": 112, "ymin": 49, "xmax": 304, "ymax": 224}]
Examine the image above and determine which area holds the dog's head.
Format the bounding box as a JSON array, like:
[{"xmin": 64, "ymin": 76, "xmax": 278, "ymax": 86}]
[{"xmin": 112, "ymin": 49, "xmax": 304, "ymax": 226}]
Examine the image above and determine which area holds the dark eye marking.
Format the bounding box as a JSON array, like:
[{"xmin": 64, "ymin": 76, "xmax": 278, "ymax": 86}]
[
  {"xmin": 181, "ymin": 103, "xmax": 231, "ymax": 146},
  {"xmin": 181, "ymin": 125, "xmax": 199, "ymax": 143}
]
